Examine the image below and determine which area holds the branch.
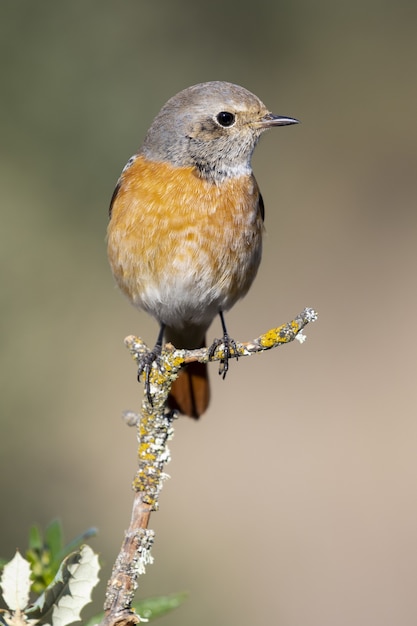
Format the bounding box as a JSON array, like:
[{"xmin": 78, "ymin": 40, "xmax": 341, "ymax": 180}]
[{"xmin": 101, "ymin": 307, "xmax": 317, "ymax": 626}]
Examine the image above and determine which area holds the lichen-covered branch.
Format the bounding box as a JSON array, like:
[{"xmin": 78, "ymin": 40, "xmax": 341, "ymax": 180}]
[
  {"xmin": 126, "ymin": 306, "xmax": 317, "ymax": 376},
  {"xmin": 102, "ymin": 494, "xmax": 154, "ymax": 626},
  {"xmin": 101, "ymin": 307, "xmax": 317, "ymax": 626}
]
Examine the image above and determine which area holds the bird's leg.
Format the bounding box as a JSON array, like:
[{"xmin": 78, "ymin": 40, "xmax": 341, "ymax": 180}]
[
  {"xmin": 208, "ymin": 311, "xmax": 238, "ymax": 379},
  {"xmin": 137, "ymin": 323, "xmax": 165, "ymax": 403}
]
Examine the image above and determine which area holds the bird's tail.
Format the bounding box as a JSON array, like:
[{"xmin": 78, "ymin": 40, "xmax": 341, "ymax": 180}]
[{"xmin": 167, "ymin": 335, "xmax": 210, "ymax": 418}]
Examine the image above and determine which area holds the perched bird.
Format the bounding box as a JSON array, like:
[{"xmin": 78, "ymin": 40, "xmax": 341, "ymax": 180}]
[{"xmin": 107, "ymin": 81, "xmax": 298, "ymax": 418}]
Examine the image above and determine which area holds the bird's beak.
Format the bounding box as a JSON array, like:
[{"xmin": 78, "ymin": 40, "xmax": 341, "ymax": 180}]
[{"xmin": 255, "ymin": 113, "xmax": 300, "ymax": 129}]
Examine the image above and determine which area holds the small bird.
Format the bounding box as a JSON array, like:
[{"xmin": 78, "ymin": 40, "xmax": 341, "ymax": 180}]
[{"xmin": 107, "ymin": 81, "xmax": 298, "ymax": 418}]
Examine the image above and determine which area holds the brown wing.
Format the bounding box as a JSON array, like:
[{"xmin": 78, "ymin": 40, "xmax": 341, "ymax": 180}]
[
  {"xmin": 108, "ymin": 182, "xmax": 121, "ymax": 220},
  {"xmin": 259, "ymin": 191, "xmax": 265, "ymax": 222}
]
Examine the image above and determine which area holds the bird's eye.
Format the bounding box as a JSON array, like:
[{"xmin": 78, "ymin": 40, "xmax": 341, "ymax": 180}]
[{"xmin": 216, "ymin": 111, "xmax": 236, "ymax": 127}]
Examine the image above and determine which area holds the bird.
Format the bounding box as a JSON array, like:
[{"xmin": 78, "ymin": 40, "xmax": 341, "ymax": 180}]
[{"xmin": 107, "ymin": 81, "xmax": 298, "ymax": 418}]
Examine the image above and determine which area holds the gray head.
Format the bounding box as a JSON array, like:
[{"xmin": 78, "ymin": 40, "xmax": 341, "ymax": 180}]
[{"xmin": 140, "ymin": 81, "xmax": 298, "ymax": 181}]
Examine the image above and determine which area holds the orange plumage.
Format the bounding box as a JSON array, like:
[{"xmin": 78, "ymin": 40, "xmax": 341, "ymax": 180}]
[{"xmin": 107, "ymin": 156, "xmax": 263, "ymax": 416}]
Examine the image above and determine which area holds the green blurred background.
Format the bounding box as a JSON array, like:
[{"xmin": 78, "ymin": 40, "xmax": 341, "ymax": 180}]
[{"xmin": 1, "ymin": 1, "xmax": 417, "ymax": 625}]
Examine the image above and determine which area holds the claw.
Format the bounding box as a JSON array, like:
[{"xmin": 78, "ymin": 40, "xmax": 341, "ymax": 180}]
[
  {"xmin": 137, "ymin": 324, "xmax": 165, "ymax": 404},
  {"xmin": 208, "ymin": 312, "xmax": 238, "ymax": 378}
]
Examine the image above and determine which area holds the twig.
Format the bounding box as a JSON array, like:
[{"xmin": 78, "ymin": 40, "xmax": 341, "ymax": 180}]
[{"xmin": 101, "ymin": 307, "xmax": 317, "ymax": 626}]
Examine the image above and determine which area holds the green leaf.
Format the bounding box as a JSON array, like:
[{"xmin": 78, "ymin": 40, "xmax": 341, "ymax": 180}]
[
  {"xmin": 84, "ymin": 591, "xmax": 187, "ymax": 626},
  {"xmin": 0, "ymin": 551, "xmax": 31, "ymax": 611},
  {"xmin": 135, "ymin": 591, "xmax": 188, "ymax": 621},
  {"xmin": 28, "ymin": 525, "xmax": 43, "ymax": 551},
  {"xmin": 25, "ymin": 522, "xmax": 98, "ymax": 594},
  {"xmin": 45, "ymin": 519, "xmax": 64, "ymax": 562},
  {"xmin": 26, "ymin": 545, "xmax": 100, "ymax": 626}
]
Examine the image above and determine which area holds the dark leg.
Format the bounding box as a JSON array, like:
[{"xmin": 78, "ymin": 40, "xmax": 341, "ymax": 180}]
[
  {"xmin": 137, "ymin": 323, "xmax": 165, "ymax": 403},
  {"xmin": 208, "ymin": 312, "xmax": 238, "ymax": 379}
]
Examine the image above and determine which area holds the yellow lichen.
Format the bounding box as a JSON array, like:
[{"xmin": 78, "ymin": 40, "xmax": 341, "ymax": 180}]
[
  {"xmin": 260, "ymin": 321, "xmax": 302, "ymax": 348},
  {"xmin": 260, "ymin": 328, "xmax": 280, "ymax": 347}
]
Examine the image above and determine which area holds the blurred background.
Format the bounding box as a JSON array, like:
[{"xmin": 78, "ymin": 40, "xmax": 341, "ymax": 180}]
[{"xmin": 1, "ymin": 1, "xmax": 417, "ymax": 625}]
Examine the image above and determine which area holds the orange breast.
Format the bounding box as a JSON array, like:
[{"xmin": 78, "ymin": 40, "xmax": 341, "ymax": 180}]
[{"xmin": 107, "ymin": 155, "xmax": 263, "ymax": 330}]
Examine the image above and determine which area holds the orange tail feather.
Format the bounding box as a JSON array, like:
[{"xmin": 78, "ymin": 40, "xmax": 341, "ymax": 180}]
[{"xmin": 168, "ymin": 361, "xmax": 210, "ymax": 418}]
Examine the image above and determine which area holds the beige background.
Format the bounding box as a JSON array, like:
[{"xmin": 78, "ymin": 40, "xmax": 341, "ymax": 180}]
[{"xmin": 1, "ymin": 2, "xmax": 417, "ymax": 625}]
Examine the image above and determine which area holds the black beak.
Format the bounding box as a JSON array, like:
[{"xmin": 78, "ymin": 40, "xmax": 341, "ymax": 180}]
[{"xmin": 257, "ymin": 113, "xmax": 300, "ymax": 128}]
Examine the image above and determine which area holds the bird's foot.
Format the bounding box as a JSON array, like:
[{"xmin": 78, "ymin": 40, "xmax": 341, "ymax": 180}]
[
  {"xmin": 137, "ymin": 345, "xmax": 163, "ymax": 404},
  {"xmin": 208, "ymin": 332, "xmax": 239, "ymax": 379},
  {"xmin": 137, "ymin": 325, "xmax": 165, "ymax": 404}
]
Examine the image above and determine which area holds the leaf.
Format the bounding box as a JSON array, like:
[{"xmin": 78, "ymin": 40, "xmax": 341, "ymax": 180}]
[
  {"xmin": 83, "ymin": 591, "xmax": 188, "ymax": 626},
  {"xmin": 135, "ymin": 592, "xmax": 188, "ymax": 621},
  {"xmin": 0, "ymin": 551, "xmax": 31, "ymax": 610},
  {"xmin": 51, "ymin": 545, "xmax": 100, "ymax": 626},
  {"xmin": 26, "ymin": 551, "xmax": 80, "ymax": 621},
  {"xmin": 45, "ymin": 520, "xmax": 64, "ymax": 562},
  {"xmin": 28, "ymin": 525, "xmax": 43, "ymax": 552},
  {"xmin": 26, "ymin": 545, "xmax": 100, "ymax": 626},
  {"xmin": 26, "ymin": 521, "xmax": 98, "ymax": 594}
]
